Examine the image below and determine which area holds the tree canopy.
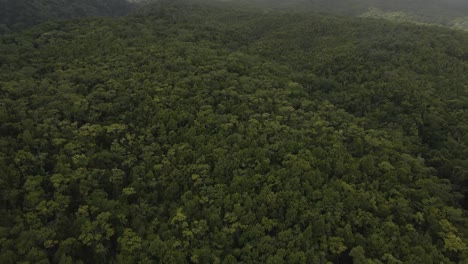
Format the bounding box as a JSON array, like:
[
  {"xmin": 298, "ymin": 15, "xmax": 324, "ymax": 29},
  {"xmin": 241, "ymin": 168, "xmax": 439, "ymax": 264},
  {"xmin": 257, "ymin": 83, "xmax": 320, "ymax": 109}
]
[
  {"xmin": 0, "ymin": 0, "xmax": 132, "ymax": 34},
  {"xmin": 0, "ymin": 2, "xmax": 467, "ymax": 263}
]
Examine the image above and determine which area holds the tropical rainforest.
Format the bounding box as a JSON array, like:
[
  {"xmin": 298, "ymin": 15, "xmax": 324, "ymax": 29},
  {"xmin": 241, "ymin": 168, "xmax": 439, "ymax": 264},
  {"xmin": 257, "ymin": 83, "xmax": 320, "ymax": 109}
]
[
  {"xmin": 0, "ymin": 0, "xmax": 467, "ymax": 263},
  {"xmin": 0, "ymin": 0, "xmax": 132, "ymax": 34}
]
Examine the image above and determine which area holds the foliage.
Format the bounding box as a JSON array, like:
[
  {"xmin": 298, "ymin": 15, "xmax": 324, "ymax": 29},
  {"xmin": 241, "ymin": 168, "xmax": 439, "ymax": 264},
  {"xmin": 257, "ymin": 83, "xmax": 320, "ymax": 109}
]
[
  {"xmin": 359, "ymin": 7, "xmax": 468, "ymax": 32},
  {"xmin": 0, "ymin": 0, "xmax": 132, "ymax": 34},
  {"xmin": 0, "ymin": 2, "xmax": 467, "ymax": 263}
]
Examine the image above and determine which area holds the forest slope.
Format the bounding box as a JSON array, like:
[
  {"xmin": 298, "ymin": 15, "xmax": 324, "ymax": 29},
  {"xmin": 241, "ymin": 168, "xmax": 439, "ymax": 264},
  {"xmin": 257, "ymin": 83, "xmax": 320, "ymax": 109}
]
[
  {"xmin": 0, "ymin": 2, "xmax": 467, "ymax": 263},
  {"xmin": 0, "ymin": 0, "xmax": 132, "ymax": 34},
  {"xmin": 235, "ymin": 0, "xmax": 468, "ymax": 30}
]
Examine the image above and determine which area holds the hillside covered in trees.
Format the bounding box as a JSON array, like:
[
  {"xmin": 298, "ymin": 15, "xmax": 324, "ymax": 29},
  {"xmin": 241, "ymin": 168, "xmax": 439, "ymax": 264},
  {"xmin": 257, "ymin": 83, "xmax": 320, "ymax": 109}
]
[
  {"xmin": 0, "ymin": 0, "xmax": 132, "ymax": 34},
  {"xmin": 247, "ymin": 0, "xmax": 468, "ymax": 30},
  {"xmin": 252, "ymin": 0, "xmax": 468, "ymax": 18},
  {"xmin": 1, "ymin": 1, "xmax": 467, "ymax": 263},
  {"xmin": 3, "ymin": 0, "xmax": 468, "ymax": 34}
]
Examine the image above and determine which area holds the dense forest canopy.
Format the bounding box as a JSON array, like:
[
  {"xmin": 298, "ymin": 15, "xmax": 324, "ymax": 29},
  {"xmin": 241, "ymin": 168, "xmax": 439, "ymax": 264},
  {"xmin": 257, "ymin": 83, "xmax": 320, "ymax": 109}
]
[
  {"xmin": 237, "ymin": 0, "xmax": 468, "ymax": 29},
  {"xmin": 0, "ymin": 0, "xmax": 133, "ymax": 34},
  {"xmin": 2, "ymin": 0, "xmax": 468, "ymax": 34},
  {"xmin": 248, "ymin": 0, "xmax": 468, "ymax": 16},
  {"xmin": 1, "ymin": 1, "xmax": 468, "ymax": 263}
]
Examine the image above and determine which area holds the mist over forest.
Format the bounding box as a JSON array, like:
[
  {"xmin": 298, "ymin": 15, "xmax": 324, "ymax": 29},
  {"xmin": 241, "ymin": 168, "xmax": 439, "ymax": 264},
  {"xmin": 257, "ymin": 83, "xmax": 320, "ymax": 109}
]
[{"xmin": 1, "ymin": 0, "xmax": 467, "ymax": 263}]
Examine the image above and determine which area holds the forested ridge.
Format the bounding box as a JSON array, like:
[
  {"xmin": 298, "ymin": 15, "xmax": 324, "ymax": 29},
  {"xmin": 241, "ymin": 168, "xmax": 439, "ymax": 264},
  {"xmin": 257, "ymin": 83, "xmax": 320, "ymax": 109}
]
[
  {"xmin": 245, "ymin": 0, "xmax": 468, "ymax": 31},
  {"xmin": 252, "ymin": 0, "xmax": 468, "ymax": 18},
  {"xmin": 1, "ymin": 1, "xmax": 468, "ymax": 263},
  {"xmin": 0, "ymin": 0, "xmax": 132, "ymax": 34},
  {"xmin": 3, "ymin": 0, "xmax": 468, "ymax": 34}
]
